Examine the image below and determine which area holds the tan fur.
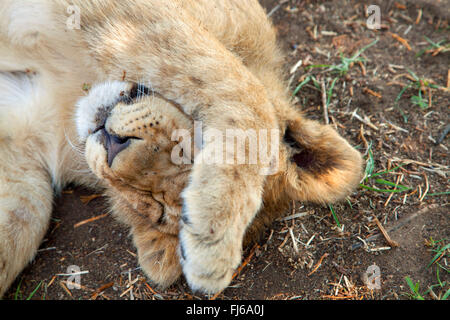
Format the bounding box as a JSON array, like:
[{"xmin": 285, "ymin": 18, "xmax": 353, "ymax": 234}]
[{"xmin": 0, "ymin": 0, "xmax": 362, "ymax": 296}]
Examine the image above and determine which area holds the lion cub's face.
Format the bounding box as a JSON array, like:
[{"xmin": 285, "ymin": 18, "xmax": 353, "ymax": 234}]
[
  {"xmin": 76, "ymin": 80, "xmax": 363, "ymax": 236},
  {"xmin": 76, "ymin": 81, "xmax": 193, "ymax": 232}
]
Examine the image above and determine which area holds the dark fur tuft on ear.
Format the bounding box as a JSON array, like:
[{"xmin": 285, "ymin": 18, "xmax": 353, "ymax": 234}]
[{"xmin": 282, "ymin": 117, "xmax": 363, "ymax": 204}]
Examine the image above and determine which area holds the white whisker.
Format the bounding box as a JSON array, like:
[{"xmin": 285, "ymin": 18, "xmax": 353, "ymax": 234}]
[
  {"xmin": 63, "ymin": 127, "xmax": 85, "ymax": 155},
  {"xmin": 68, "ymin": 168, "xmax": 92, "ymax": 174}
]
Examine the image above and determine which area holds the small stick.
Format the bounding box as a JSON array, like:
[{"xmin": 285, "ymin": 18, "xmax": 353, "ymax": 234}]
[
  {"xmin": 305, "ymin": 234, "xmax": 316, "ymax": 247},
  {"xmin": 47, "ymin": 275, "xmax": 57, "ymax": 288},
  {"xmin": 80, "ymin": 194, "xmax": 102, "ymax": 205},
  {"xmin": 61, "ymin": 280, "xmax": 92, "ymax": 292},
  {"xmin": 428, "ymin": 287, "xmax": 439, "ymax": 300},
  {"xmin": 267, "ymin": 0, "xmax": 288, "ymax": 17},
  {"xmin": 91, "ymin": 282, "xmax": 114, "ymax": 300},
  {"xmin": 363, "ymin": 87, "xmax": 382, "ymax": 99},
  {"xmin": 232, "ymin": 244, "xmax": 259, "ymax": 279},
  {"xmin": 360, "ymin": 125, "xmax": 369, "ymax": 150},
  {"xmin": 279, "ymin": 211, "xmax": 310, "ymax": 221},
  {"xmin": 447, "ymin": 69, "xmax": 450, "ymax": 89},
  {"xmin": 322, "ymin": 294, "xmax": 357, "ymax": 300},
  {"xmin": 290, "ymin": 59, "xmax": 303, "ymax": 74},
  {"xmin": 431, "ymin": 47, "xmax": 444, "ymax": 56},
  {"xmin": 392, "ymin": 157, "xmax": 448, "ymax": 169},
  {"xmin": 74, "ymin": 213, "xmax": 108, "ymax": 228},
  {"xmin": 56, "ymin": 270, "xmax": 89, "ymax": 277},
  {"xmin": 278, "ymin": 234, "xmax": 289, "ymax": 250},
  {"xmin": 415, "ymin": 9, "xmax": 422, "ymax": 24},
  {"xmin": 119, "ymin": 286, "xmax": 133, "ymax": 298},
  {"xmin": 308, "ymin": 253, "xmax": 329, "ymax": 276},
  {"xmin": 419, "ymin": 173, "xmax": 429, "ymax": 202},
  {"xmin": 389, "ymin": 32, "xmax": 412, "ymax": 51},
  {"xmin": 394, "ymin": 2, "xmax": 406, "ymax": 10},
  {"xmin": 288, "ymin": 227, "xmax": 299, "ymax": 254},
  {"xmin": 351, "ymin": 110, "xmax": 379, "ymax": 130},
  {"xmin": 373, "ymin": 216, "xmax": 399, "ymax": 247},
  {"xmin": 145, "ymin": 283, "xmax": 158, "ymax": 295},
  {"xmin": 369, "ymin": 246, "xmax": 392, "ymax": 252},
  {"xmin": 384, "ymin": 175, "xmax": 402, "ymax": 207},
  {"xmin": 351, "ymin": 204, "xmax": 439, "ymax": 250},
  {"xmin": 59, "ymin": 281, "xmax": 73, "ymax": 297},
  {"xmin": 321, "ymin": 80, "xmax": 329, "ymax": 124},
  {"xmin": 358, "ymin": 61, "xmax": 366, "ymax": 76}
]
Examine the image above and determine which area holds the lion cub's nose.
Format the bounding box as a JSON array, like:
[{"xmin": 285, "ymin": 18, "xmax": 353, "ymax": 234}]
[{"xmin": 101, "ymin": 128, "xmax": 132, "ymax": 167}]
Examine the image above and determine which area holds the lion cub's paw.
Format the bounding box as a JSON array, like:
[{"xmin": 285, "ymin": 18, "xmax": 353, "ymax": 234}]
[
  {"xmin": 134, "ymin": 228, "xmax": 182, "ymax": 289},
  {"xmin": 178, "ymin": 225, "xmax": 241, "ymax": 294},
  {"xmin": 177, "ymin": 159, "xmax": 264, "ymax": 294}
]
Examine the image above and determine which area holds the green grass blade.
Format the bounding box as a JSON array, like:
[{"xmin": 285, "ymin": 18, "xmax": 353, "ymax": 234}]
[
  {"xmin": 359, "ymin": 184, "xmax": 408, "ymax": 193},
  {"xmin": 26, "ymin": 281, "xmax": 42, "ymax": 300},
  {"xmin": 426, "ymin": 191, "xmax": 450, "ymax": 197},
  {"xmin": 326, "ymin": 77, "xmax": 339, "ymax": 106},
  {"xmin": 328, "ymin": 204, "xmax": 341, "ymax": 228},
  {"xmin": 423, "ymin": 36, "xmax": 445, "ymax": 48},
  {"xmin": 352, "ymin": 39, "xmax": 379, "ymax": 59},
  {"xmin": 427, "ymin": 244, "xmax": 450, "ymax": 268},
  {"xmin": 14, "ymin": 278, "xmax": 23, "ymax": 300},
  {"xmin": 305, "ymin": 64, "xmax": 331, "ymax": 70},
  {"xmin": 406, "ymin": 68, "xmax": 420, "ymax": 81},
  {"xmin": 292, "ymin": 76, "xmax": 311, "ymax": 96},
  {"xmin": 369, "ymin": 165, "xmax": 405, "ymax": 178},
  {"xmin": 405, "ymin": 276, "xmax": 425, "ymax": 300},
  {"xmin": 373, "ymin": 178, "xmax": 410, "ymax": 191},
  {"xmin": 442, "ymin": 288, "xmax": 450, "ymax": 300}
]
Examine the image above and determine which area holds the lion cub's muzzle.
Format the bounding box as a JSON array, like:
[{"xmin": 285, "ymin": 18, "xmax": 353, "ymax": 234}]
[
  {"xmin": 76, "ymin": 81, "xmax": 153, "ymax": 167},
  {"xmin": 100, "ymin": 128, "xmax": 133, "ymax": 167}
]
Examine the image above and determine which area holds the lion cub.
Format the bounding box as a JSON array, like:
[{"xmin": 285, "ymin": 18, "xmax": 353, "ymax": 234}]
[{"xmin": 0, "ymin": 0, "xmax": 362, "ymax": 296}]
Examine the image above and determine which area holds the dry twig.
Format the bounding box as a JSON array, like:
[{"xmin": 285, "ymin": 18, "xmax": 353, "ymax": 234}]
[
  {"xmin": 74, "ymin": 213, "xmax": 108, "ymax": 228},
  {"xmin": 373, "ymin": 216, "xmax": 399, "ymax": 248},
  {"xmin": 389, "ymin": 32, "xmax": 412, "ymax": 51},
  {"xmin": 91, "ymin": 282, "xmax": 114, "ymax": 300},
  {"xmin": 363, "ymin": 87, "xmax": 382, "ymax": 99},
  {"xmin": 308, "ymin": 253, "xmax": 329, "ymax": 276},
  {"xmin": 80, "ymin": 194, "xmax": 102, "ymax": 205},
  {"xmin": 321, "ymin": 80, "xmax": 329, "ymax": 125},
  {"xmin": 210, "ymin": 244, "xmax": 260, "ymax": 300}
]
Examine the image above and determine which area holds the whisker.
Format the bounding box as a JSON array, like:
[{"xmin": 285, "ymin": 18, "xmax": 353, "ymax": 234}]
[
  {"xmin": 63, "ymin": 128, "xmax": 85, "ymax": 155},
  {"xmin": 68, "ymin": 168, "xmax": 92, "ymax": 174},
  {"xmin": 135, "ymin": 79, "xmax": 155, "ymax": 103}
]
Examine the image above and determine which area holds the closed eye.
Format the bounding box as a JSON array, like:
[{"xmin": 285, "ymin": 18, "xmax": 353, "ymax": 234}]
[{"xmin": 110, "ymin": 135, "xmax": 136, "ymax": 145}]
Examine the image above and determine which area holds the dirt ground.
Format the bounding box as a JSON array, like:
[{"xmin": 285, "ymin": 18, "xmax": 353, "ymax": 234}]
[{"xmin": 4, "ymin": 0, "xmax": 449, "ymax": 300}]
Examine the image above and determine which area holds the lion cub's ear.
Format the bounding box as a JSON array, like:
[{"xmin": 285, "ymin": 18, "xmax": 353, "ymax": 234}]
[{"xmin": 282, "ymin": 117, "xmax": 363, "ymax": 204}]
